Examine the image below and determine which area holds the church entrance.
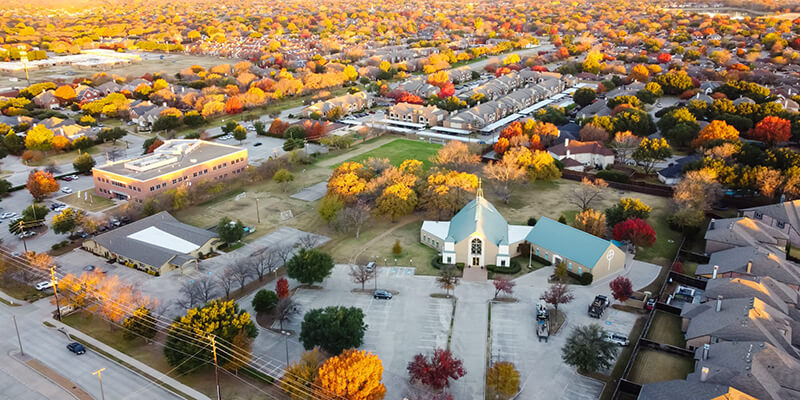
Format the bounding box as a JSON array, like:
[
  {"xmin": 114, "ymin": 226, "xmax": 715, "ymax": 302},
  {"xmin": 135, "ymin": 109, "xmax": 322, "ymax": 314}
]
[
  {"xmin": 472, "ymin": 257, "xmax": 479, "ymax": 266},
  {"xmin": 470, "ymin": 238, "xmax": 482, "ymax": 267}
]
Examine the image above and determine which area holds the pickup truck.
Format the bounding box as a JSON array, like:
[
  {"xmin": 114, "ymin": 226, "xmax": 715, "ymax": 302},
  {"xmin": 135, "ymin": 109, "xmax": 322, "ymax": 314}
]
[{"xmin": 588, "ymin": 295, "xmax": 610, "ymax": 318}]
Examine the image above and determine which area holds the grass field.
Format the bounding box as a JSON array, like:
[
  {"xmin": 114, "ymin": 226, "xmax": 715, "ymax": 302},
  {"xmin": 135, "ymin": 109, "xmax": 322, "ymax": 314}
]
[
  {"xmin": 628, "ymin": 349, "xmax": 694, "ymax": 385},
  {"xmin": 345, "ymin": 138, "xmax": 442, "ymax": 169},
  {"xmin": 57, "ymin": 191, "xmax": 116, "ymax": 212},
  {"xmin": 645, "ymin": 311, "xmax": 686, "ymax": 347}
]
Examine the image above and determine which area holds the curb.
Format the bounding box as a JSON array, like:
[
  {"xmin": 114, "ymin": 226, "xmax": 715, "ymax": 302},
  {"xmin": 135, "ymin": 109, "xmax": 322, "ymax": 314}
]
[{"xmin": 9, "ymin": 350, "xmax": 89, "ymax": 400}]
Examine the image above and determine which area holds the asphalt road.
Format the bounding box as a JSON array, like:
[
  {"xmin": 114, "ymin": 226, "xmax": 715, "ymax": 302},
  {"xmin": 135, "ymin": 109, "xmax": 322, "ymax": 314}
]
[{"xmin": 0, "ymin": 301, "xmax": 181, "ymax": 400}]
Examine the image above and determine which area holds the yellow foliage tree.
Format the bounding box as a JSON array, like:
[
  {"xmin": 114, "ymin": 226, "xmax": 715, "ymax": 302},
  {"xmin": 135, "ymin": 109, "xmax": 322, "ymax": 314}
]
[
  {"xmin": 314, "ymin": 349, "xmax": 386, "ymax": 400},
  {"xmin": 281, "ymin": 348, "xmax": 325, "ymax": 400},
  {"xmin": 343, "ymin": 65, "xmax": 358, "ymax": 82},
  {"xmin": 54, "ymin": 85, "xmax": 76, "ymax": 102},
  {"xmin": 376, "ymin": 183, "xmax": 417, "ymax": 222},
  {"xmin": 25, "ymin": 124, "xmax": 54, "ymax": 151},
  {"xmin": 486, "ymin": 361, "xmax": 521, "ymax": 399}
]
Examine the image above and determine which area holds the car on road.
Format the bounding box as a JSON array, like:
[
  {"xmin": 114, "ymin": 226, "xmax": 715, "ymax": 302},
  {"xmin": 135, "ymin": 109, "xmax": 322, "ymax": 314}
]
[
  {"xmin": 35, "ymin": 281, "xmax": 54, "ymax": 291},
  {"xmin": 604, "ymin": 332, "xmax": 630, "ymax": 346},
  {"xmin": 68, "ymin": 175, "xmax": 78, "ymax": 180},
  {"xmin": 61, "ymin": 187, "xmax": 73, "ymax": 194},
  {"xmin": 66, "ymin": 342, "xmax": 86, "ymax": 355},
  {"xmin": 84, "ymin": 265, "xmax": 96, "ymax": 272},
  {"xmin": 1, "ymin": 212, "xmax": 17, "ymax": 219},
  {"xmin": 254, "ymin": 142, "xmax": 262, "ymax": 146},
  {"xmin": 365, "ymin": 262, "xmax": 376, "ymax": 272},
  {"xmin": 62, "ymin": 176, "xmax": 72, "ymax": 181},
  {"xmin": 373, "ymin": 289, "xmax": 392, "ymax": 300}
]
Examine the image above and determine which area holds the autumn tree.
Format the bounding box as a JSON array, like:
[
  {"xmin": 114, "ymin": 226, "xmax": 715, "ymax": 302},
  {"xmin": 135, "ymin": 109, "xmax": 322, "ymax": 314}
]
[
  {"xmin": 493, "ymin": 278, "xmax": 515, "ymax": 299},
  {"xmin": 315, "ymin": 349, "xmax": 386, "ymax": 400},
  {"xmin": 573, "ymin": 87, "xmax": 597, "ymax": 107},
  {"xmin": 528, "ymin": 150, "xmax": 561, "ymax": 181},
  {"xmin": 73, "ymin": 153, "xmax": 96, "ymax": 174},
  {"xmin": 483, "ymin": 152, "xmax": 526, "ymax": 204},
  {"xmin": 632, "ymin": 138, "xmax": 672, "ymax": 175},
  {"xmin": 335, "ymin": 203, "xmax": 372, "ymax": 239},
  {"xmin": 419, "ymin": 170, "xmax": 478, "ymax": 219},
  {"xmin": 273, "ymin": 169, "xmax": 294, "ymax": 191},
  {"xmin": 438, "ymin": 264, "xmax": 460, "ymax": 296},
  {"xmin": 432, "ymin": 141, "xmax": 480, "ymax": 171},
  {"xmin": 579, "ymin": 124, "xmax": 609, "ymax": 142},
  {"xmin": 568, "ymin": 177, "xmax": 608, "ymax": 211},
  {"xmin": 749, "ymin": 116, "xmax": 791, "ymax": 146},
  {"xmin": 486, "ymin": 361, "xmax": 520, "ymax": 400},
  {"xmin": 286, "ymin": 248, "xmax": 334, "ymax": 286},
  {"xmin": 407, "ymin": 348, "xmax": 466, "ymax": 390},
  {"xmin": 573, "ymin": 209, "xmax": 607, "ymax": 238},
  {"xmin": 300, "ymin": 306, "xmax": 366, "ymax": 355},
  {"xmin": 122, "ymin": 306, "xmax": 157, "ymax": 342},
  {"xmin": 562, "ymin": 324, "xmax": 617, "ymax": 374},
  {"xmin": 25, "ymin": 124, "xmax": 54, "ymax": 151},
  {"xmin": 26, "ymin": 170, "xmax": 59, "ymax": 201},
  {"xmin": 51, "ymin": 208, "xmax": 84, "ymax": 235},
  {"xmin": 376, "ymin": 183, "xmax": 417, "ymax": 222},
  {"xmin": 276, "ymin": 278, "xmax": 290, "ymax": 299},
  {"xmin": 653, "ymin": 70, "xmax": 693, "ymax": 95},
  {"xmin": 282, "ymin": 348, "xmax": 325, "ymax": 400},
  {"xmin": 628, "ymin": 64, "xmax": 650, "ymax": 82},
  {"xmin": 540, "ymin": 283, "xmax": 574, "ymax": 314},
  {"xmin": 692, "ymin": 120, "xmax": 739, "ymax": 149},
  {"xmin": 328, "ymin": 162, "xmax": 370, "ymax": 202},
  {"xmin": 613, "ymin": 218, "xmax": 656, "ymax": 247},
  {"xmin": 609, "ymin": 276, "xmax": 633, "ymax": 302},
  {"xmin": 673, "ymin": 168, "xmax": 723, "ymax": 212},
  {"xmin": 610, "ymin": 131, "xmax": 640, "ymax": 165},
  {"xmin": 605, "ymin": 198, "xmax": 651, "ymax": 227},
  {"xmin": 164, "ymin": 299, "xmax": 257, "ymax": 372}
]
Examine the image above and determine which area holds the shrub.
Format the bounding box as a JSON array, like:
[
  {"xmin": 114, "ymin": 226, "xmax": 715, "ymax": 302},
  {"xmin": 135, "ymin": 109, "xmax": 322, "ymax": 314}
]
[
  {"xmin": 568, "ymin": 270, "xmax": 593, "ymax": 285},
  {"xmin": 252, "ymin": 289, "xmax": 279, "ymax": 313},
  {"xmin": 596, "ymin": 170, "xmax": 629, "ymax": 183},
  {"xmin": 486, "ymin": 260, "xmax": 521, "ymax": 274},
  {"xmin": 392, "ymin": 240, "xmax": 402, "ymax": 255}
]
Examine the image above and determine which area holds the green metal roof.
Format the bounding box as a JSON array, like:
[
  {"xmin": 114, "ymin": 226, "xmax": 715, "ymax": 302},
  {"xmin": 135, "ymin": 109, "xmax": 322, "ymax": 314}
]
[
  {"xmin": 526, "ymin": 217, "xmax": 612, "ymax": 267},
  {"xmin": 446, "ymin": 196, "xmax": 509, "ymax": 246}
]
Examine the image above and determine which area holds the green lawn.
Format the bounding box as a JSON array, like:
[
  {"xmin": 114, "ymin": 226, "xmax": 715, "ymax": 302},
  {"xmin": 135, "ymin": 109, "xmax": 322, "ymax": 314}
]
[
  {"xmin": 634, "ymin": 212, "xmax": 682, "ymax": 266},
  {"xmin": 645, "ymin": 311, "xmax": 686, "ymax": 348},
  {"xmin": 57, "ymin": 191, "xmax": 115, "ymax": 212},
  {"xmin": 628, "ymin": 349, "xmax": 694, "ymax": 385},
  {"xmin": 345, "ymin": 139, "xmax": 442, "ymax": 169}
]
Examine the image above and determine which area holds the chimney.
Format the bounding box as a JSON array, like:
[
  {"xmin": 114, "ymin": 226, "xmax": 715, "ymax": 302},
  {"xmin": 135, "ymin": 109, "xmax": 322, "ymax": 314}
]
[
  {"xmin": 716, "ymin": 295, "xmax": 723, "ymax": 312},
  {"xmin": 712, "ymin": 265, "xmax": 719, "ymax": 279},
  {"xmin": 746, "ymin": 260, "xmax": 752, "ymax": 274},
  {"xmin": 566, "ymin": 149, "xmax": 571, "ymax": 158},
  {"xmin": 564, "ymin": 138, "xmax": 569, "ymax": 147},
  {"xmin": 700, "ymin": 367, "xmax": 710, "ymax": 382},
  {"xmin": 702, "ymin": 344, "xmax": 710, "ymax": 360},
  {"xmin": 162, "ymin": 102, "xmax": 167, "ymax": 107}
]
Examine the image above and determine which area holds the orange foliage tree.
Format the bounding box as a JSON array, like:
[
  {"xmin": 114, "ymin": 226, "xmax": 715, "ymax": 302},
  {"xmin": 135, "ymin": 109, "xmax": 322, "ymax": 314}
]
[
  {"xmin": 749, "ymin": 116, "xmax": 791, "ymax": 146},
  {"xmin": 692, "ymin": 120, "xmax": 739, "ymax": 149},
  {"xmin": 314, "ymin": 349, "xmax": 386, "ymax": 400},
  {"xmin": 26, "ymin": 170, "xmax": 60, "ymax": 201},
  {"xmin": 224, "ymin": 96, "xmax": 243, "ymax": 114},
  {"xmin": 493, "ymin": 137, "xmax": 510, "ymax": 155},
  {"xmin": 54, "ymin": 85, "xmax": 76, "ymax": 102}
]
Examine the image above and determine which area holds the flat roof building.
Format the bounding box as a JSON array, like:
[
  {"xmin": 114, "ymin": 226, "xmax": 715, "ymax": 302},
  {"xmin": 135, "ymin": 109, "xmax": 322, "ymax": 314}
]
[{"xmin": 92, "ymin": 139, "xmax": 247, "ymax": 203}]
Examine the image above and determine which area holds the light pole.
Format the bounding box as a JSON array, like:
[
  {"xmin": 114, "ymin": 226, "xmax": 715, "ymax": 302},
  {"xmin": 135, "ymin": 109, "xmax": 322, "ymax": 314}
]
[
  {"xmin": 50, "ymin": 266, "xmax": 62, "ymax": 321},
  {"xmin": 528, "ymin": 242, "xmax": 532, "ymax": 269},
  {"xmin": 92, "ymin": 368, "xmax": 105, "ymax": 400},
  {"xmin": 208, "ymin": 335, "xmax": 221, "ymax": 400},
  {"xmin": 282, "ymin": 331, "xmax": 291, "ymax": 366},
  {"xmin": 13, "ymin": 315, "xmax": 23, "ymax": 356}
]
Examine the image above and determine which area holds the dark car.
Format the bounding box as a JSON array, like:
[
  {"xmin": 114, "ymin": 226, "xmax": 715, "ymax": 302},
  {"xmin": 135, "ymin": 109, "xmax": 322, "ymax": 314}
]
[
  {"xmin": 254, "ymin": 142, "xmax": 262, "ymax": 147},
  {"xmin": 373, "ymin": 289, "xmax": 392, "ymax": 300},
  {"xmin": 67, "ymin": 342, "xmax": 86, "ymax": 355}
]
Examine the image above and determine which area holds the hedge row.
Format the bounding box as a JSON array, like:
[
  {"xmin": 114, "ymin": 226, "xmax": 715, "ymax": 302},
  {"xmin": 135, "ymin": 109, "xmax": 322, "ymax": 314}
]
[
  {"xmin": 486, "ymin": 260, "xmax": 522, "ymax": 274},
  {"xmin": 568, "ymin": 270, "xmax": 593, "ymax": 285},
  {"xmin": 596, "ymin": 170, "xmax": 630, "ymax": 183},
  {"xmin": 431, "ymin": 256, "xmax": 464, "ymax": 270}
]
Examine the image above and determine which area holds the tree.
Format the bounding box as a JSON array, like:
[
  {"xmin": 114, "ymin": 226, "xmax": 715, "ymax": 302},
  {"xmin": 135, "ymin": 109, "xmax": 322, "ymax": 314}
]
[
  {"xmin": 230, "ymin": 260, "xmax": 253, "ymax": 289},
  {"xmin": 252, "ymin": 289, "xmax": 279, "ymax": 313},
  {"xmin": 73, "ymin": 153, "xmax": 96, "ymax": 174},
  {"xmin": 610, "ymin": 131, "xmax": 640, "ymax": 165},
  {"xmin": 483, "ymin": 153, "xmax": 526, "ymax": 204},
  {"xmin": 613, "ymin": 218, "xmax": 657, "ymax": 247},
  {"xmin": 253, "ymin": 120, "xmax": 266, "ymax": 136},
  {"xmin": 282, "ymin": 348, "xmax": 325, "ymax": 400},
  {"xmin": 375, "ymin": 183, "xmax": 417, "ymax": 222},
  {"xmin": 26, "ymin": 170, "xmax": 59, "ymax": 201},
  {"xmin": 493, "ymin": 278, "xmax": 515, "ymax": 299},
  {"xmin": 528, "ymin": 150, "xmax": 561, "ymax": 181},
  {"xmin": 561, "ymin": 324, "xmax": 617, "ymax": 374},
  {"xmin": 349, "ymin": 263, "xmax": 375, "ymax": 290},
  {"xmin": 233, "ymin": 124, "xmax": 247, "ymax": 143},
  {"xmin": 315, "ymin": 349, "xmax": 386, "ymax": 400},
  {"xmin": 628, "ymin": 64, "xmax": 650, "ymax": 82},
  {"xmin": 217, "ymin": 268, "xmax": 236, "ymax": 299},
  {"xmin": 609, "ymin": 276, "xmax": 633, "ymax": 302},
  {"xmin": 673, "ymin": 168, "xmax": 723, "ymax": 211},
  {"xmin": 300, "ymin": 306, "xmax": 366, "ymax": 355},
  {"xmin": 653, "ymin": 70, "xmax": 693, "ymax": 95},
  {"xmin": 573, "ymin": 87, "xmax": 597, "ymax": 107},
  {"xmin": 605, "ymin": 198, "xmax": 652, "ymax": 227},
  {"xmin": 164, "ymin": 299, "xmax": 257, "ymax": 372},
  {"xmin": 337, "ymin": 204, "xmax": 371, "ymax": 239},
  {"xmin": 54, "ymin": 85, "xmax": 76, "ymax": 102},
  {"xmin": 51, "ymin": 208, "xmax": 83, "ymax": 234},
  {"xmin": 225, "ymin": 96, "xmax": 243, "ymax": 114},
  {"xmin": 25, "ymin": 124, "xmax": 54, "ymax": 151},
  {"xmin": 692, "ymin": 120, "xmax": 739, "ymax": 149},
  {"xmin": 407, "ymin": 348, "xmax": 466, "ymax": 390},
  {"xmin": 97, "ymin": 127, "xmax": 127, "ymax": 144},
  {"xmin": 122, "ymin": 306, "xmax": 157, "ymax": 342},
  {"xmin": 573, "ymin": 209, "xmax": 607, "ymax": 238},
  {"xmin": 217, "ymin": 217, "xmax": 244, "ymax": 245},
  {"xmin": 0, "ymin": 178, "xmax": 11, "ymax": 197},
  {"xmin": 632, "ymin": 138, "xmax": 672, "ymax": 175},
  {"xmin": 286, "ymin": 248, "xmax": 334, "ymax": 286},
  {"xmin": 540, "ymin": 283, "xmax": 574, "ymax": 314},
  {"xmin": 275, "ymin": 298, "xmax": 298, "ymax": 331},
  {"xmin": 486, "ymin": 361, "xmax": 520, "ymax": 399},
  {"xmin": 152, "ymin": 115, "xmax": 181, "ymax": 132},
  {"xmin": 432, "ymin": 141, "xmax": 480, "ymax": 171},
  {"xmin": 248, "ymin": 250, "xmax": 279, "ymax": 282},
  {"xmin": 612, "ymin": 108, "xmax": 656, "ymax": 137},
  {"xmin": 553, "ymin": 261, "xmax": 568, "ymax": 282},
  {"xmin": 318, "ymin": 194, "xmax": 345, "ymax": 223},
  {"xmin": 568, "ymin": 178, "xmax": 608, "ymax": 211},
  {"xmin": 437, "ymin": 264, "xmax": 460, "ymax": 296},
  {"xmin": 273, "ymin": 169, "xmax": 294, "ymax": 191},
  {"xmin": 579, "ymin": 124, "xmax": 609, "ymax": 142},
  {"xmin": 276, "ymin": 278, "xmax": 290, "ymax": 299},
  {"xmin": 749, "ymin": 116, "xmax": 791, "ymax": 146}
]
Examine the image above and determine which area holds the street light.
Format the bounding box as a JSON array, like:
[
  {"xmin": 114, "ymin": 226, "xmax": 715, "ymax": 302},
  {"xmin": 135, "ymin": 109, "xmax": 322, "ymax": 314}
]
[
  {"xmin": 282, "ymin": 330, "xmax": 291, "ymax": 366},
  {"xmin": 50, "ymin": 266, "xmax": 62, "ymax": 321},
  {"xmin": 92, "ymin": 368, "xmax": 105, "ymax": 400}
]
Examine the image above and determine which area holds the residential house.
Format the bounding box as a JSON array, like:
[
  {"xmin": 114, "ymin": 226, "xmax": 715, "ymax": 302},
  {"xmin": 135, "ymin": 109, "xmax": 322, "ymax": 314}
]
[
  {"xmin": 695, "ymin": 246, "xmax": 800, "ymax": 289},
  {"xmin": 449, "ymin": 66, "xmax": 473, "ymax": 83},
  {"xmin": 658, "ymin": 154, "xmax": 702, "ymax": 185},
  {"xmin": 741, "ymin": 201, "xmax": 800, "ymax": 246},
  {"xmin": 33, "ymin": 90, "xmax": 60, "ymax": 109},
  {"xmin": 704, "ymin": 217, "xmax": 789, "ymax": 254},
  {"xmin": 703, "ymin": 276, "xmax": 799, "ymax": 314},
  {"xmin": 75, "ymin": 85, "xmax": 102, "ymax": 103},
  {"xmin": 95, "ymin": 81, "xmax": 121, "ymax": 95},
  {"xmin": 301, "ymin": 92, "xmax": 372, "ymax": 118},
  {"xmin": 387, "ymin": 103, "xmax": 447, "ymax": 126},
  {"xmin": 547, "ymin": 139, "xmax": 615, "ymax": 171},
  {"xmin": 396, "ymin": 77, "xmax": 439, "ymax": 98}
]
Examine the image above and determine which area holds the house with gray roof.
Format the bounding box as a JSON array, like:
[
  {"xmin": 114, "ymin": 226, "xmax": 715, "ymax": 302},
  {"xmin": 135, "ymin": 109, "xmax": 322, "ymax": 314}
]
[
  {"xmin": 696, "ymin": 246, "xmax": 800, "ymax": 290},
  {"xmin": 82, "ymin": 211, "xmax": 221, "ymax": 275},
  {"xmin": 704, "ymin": 217, "xmax": 789, "ymax": 254},
  {"xmin": 703, "ymin": 277, "xmax": 798, "ymax": 315},
  {"xmin": 741, "ymin": 200, "xmax": 800, "ymax": 247}
]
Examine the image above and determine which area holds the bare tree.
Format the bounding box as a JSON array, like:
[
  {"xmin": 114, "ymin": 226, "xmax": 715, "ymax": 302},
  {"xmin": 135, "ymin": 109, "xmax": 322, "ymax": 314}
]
[
  {"xmin": 217, "ymin": 268, "xmax": 236, "ymax": 299},
  {"xmin": 275, "ymin": 244, "xmax": 294, "ymax": 266},
  {"xmin": 437, "ymin": 265, "xmax": 460, "ymax": 296},
  {"xmin": 195, "ymin": 275, "xmax": 218, "ymax": 304},
  {"xmin": 298, "ymin": 233, "xmax": 318, "ymax": 249},
  {"xmin": 176, "ymin": 280, "xmax": 202, "ymax": 310},
  {"xmin": 349, "ymin": 263, "xmax": 375, "ymax": 290},
  {"xmin": 249, "ymin": 249, "xmax": 279, "ymax": 281},
  {"xmin": 275, "ymin": 298, "xmax": 298, "ymax": 331},
  {"xmin": 230, "ymin": 261, "xmax": 253, "ymax": 290},
  {"xmin": 568, "ymin": 177, "xmax": 608, "ymax": 211},
  {"xmin": 338, "ymin": 203, "xmax": 371, "ymax": 239}
]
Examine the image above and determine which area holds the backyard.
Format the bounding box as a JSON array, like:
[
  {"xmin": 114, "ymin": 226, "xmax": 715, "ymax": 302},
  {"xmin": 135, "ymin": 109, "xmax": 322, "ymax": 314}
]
[
  {"xmin": 627, "ymin": 349, "xmax": 694, "ymax": 385},
  {"xmin": 645, "ymin": 311, "xmax": 686, "ymax": 348}
]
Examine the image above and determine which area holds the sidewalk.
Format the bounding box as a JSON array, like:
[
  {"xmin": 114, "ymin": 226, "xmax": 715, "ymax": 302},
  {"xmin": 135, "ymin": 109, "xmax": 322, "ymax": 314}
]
[
  {"xmin": 44, "ymin": 316, "xmax": 210, "ymax": 400},
  {"xmin": 10, "ymin": 351, "xmax": 90, "ymax": 400}
]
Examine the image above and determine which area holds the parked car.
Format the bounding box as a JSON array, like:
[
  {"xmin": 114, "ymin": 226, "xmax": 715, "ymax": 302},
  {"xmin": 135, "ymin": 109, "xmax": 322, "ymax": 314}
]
[
  {"xmin": 17, "ymin": 231, "xmax": 36, "ymax": 239},
  {"xmin": 246, "ymin": 125, "xmax": 255, "ymax": 131},
  {"xmin": 61, "ymin": 187, "xmax": 73, "ymax": 194},
  {"xmin": 83, "ymin": 265, "xmax": 96, "ymax": 272},
  {"xmin": 35, "ymin": 281, "xmax": 54, "ymax": 291},
  {"xmin": 588, "ymin": 295, "xmax": 610, "ymax": 318},
  {"xmin": 365, "ymin": 262, "xmax": 376, "ymax": 273},
  {"xmin": 373, "ymin": 289, "xmax": 392, "ymax": 300},
  {"xmin": 604, "ymin": 332, "xmax": 630, "ymax": 346},
  {"xmin": 66, "ymin": 342, "xmax": 86, "ymax": 355},
  {"xmin": 68, "ymin": 175, "xmax": 78, "ymax": 181},
  {"xmin": 62, "ymin": 176, "xmax": 73, "ymax": 181},
  {"xmin": 645, "ymin": 298, "xmax": 656, "ymax": 311},
  {"xmin": 254, "ymin": 142, "xmax": 262, "ymax": 147}
]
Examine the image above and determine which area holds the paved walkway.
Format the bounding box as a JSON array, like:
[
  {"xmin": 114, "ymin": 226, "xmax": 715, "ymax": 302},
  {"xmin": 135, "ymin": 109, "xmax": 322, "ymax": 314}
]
[
  {"xmin": 316, "ymin": 136, "xmax": 397, "ymax": 168},
  {"xmin": 13, "ymin": 352, "xmax": 92, "ymax": 400}
]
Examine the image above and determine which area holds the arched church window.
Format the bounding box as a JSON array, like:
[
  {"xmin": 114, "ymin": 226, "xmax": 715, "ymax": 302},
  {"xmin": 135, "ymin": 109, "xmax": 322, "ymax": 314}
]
[{"xmin": 471, "ymin": 238, "xmax": 482, "ymax": 255}]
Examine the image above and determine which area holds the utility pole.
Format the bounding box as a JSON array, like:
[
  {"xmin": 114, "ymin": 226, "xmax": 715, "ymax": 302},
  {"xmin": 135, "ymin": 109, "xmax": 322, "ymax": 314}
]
[
  {"xmin": 12, "ymin": 315, "xmax": 23, "ymax": 356},
  {"xmin": 209, "ymin": 335, "xmax": 221, "ymax": 400},
  {"xmin": 92, "ymin": 368, "xmax": 105, "ymax": 400},
  {"xmin": 255, "ymin": 198, "xmax": 261, "ymax": 224},
  {"xmin": 19, "ymin": 220, "xmax": 27, "ymax": 253},
  {"xmin": 50, "ymin": 266, "xmax": 62, "ymax": 321}
]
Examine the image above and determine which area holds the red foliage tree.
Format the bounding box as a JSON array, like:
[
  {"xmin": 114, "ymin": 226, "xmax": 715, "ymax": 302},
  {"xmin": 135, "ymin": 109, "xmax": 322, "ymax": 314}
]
[
  {"xmin": 613, "ymin": 218, "xmax": 656, "ymax": 247},
  {"xmin": 749, "ymin": 116, "xmax": 791, "ymax": 146},
  {"xmin": 224, "ymin": 96, "xmax": 243, "ymax": 114},
  {"xmin": 493, "ymin": 138, "xmax": 510, "ymax": 155},
  {"xmin": 276, "ymin": 278, "xmax": 289, "ymax": 299},
  {"xmin": 531, "ymin": 65, "xmax": 549, "ymax": 72},
  {"xmin": 495, "ymin": 67, "xmax": 512, "ymax": 77},
  {"xmin": 396, "ymin": 93, "xmax": 423, "ymax": 104},
  {"xmin": 493, "ymin": 278, "xmax": 515, "ymax": 299},
  {"xmin": 609, "ymin": 276, "xmax": 633, "ymax": 302},
  {"xmin": 407, "ymin": 348, "xmax": 466, "ymax": 390},
  {"xmin": 657, "ymin": 53, "xmax": 672, "ymax": 64},
  {"xmin": 529, "ymin": 134, "xmax": 543, "ymax": 151},
  {"xmin": 307, "ymin": 122, "xmax": 329, "ymax": 140},
  {"xmin": 146, "ymin": 139, "xmax": 164, "ymax": 154},
  {"xmin": 438, "ymin": 82, "xmax": 455, "ymax": 99},
  {"xmin": 500, "ymin": 121, "xmax": 523, "ymax": 139},
  {"xmin": 557, "ymin": 47, "xmax": 570, "ymax": 59}
]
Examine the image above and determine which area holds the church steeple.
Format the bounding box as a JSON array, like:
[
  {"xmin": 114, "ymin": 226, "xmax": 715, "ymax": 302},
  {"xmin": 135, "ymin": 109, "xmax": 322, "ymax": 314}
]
[{"xmin": 476, "ymin": 178, "xmax": 483, "ymax": 199}]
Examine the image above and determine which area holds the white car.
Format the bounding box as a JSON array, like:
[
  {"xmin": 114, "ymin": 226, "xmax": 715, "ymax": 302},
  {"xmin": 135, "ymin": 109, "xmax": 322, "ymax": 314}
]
[
  {"xmin": 0, "ymin": 212, "xmax": 17, "ymax": 219},
  {"xmin": 61, "ymin": 187, "xmax": 73, "ymax": 194},
  {"xmin": 35, "ymin": 281, "xmax": 54, "ymax": 291},
  {"xmin": 69, "ymin": 175, "xmax": 79, "ymax": 180}
]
